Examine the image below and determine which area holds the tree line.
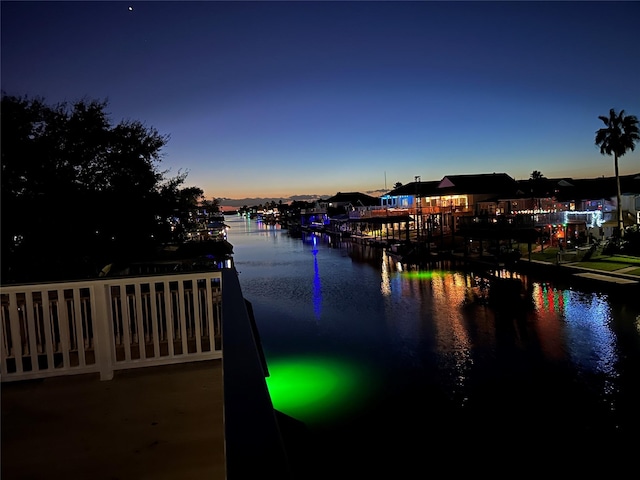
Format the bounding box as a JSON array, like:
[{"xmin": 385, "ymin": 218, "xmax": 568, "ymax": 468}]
[{"xmin": 1, "ymin": 94, "xmax": 208, "ymax": 283}]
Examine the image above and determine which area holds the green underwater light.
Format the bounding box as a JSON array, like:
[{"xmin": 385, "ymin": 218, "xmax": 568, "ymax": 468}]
[
  {"xmin": 401, "ymin": 269, "xmax": 442, "ymax": 280},
  {"xmin": 265, "ymin": 355, "xmax": 375, "ymax": 426}
]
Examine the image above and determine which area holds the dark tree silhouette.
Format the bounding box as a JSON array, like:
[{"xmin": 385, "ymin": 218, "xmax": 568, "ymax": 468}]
[
  {"xmin": 1, "ymin": 94, "xmax": 200, "ymax": 283},
  {"xmin": 528, "ymin": 170, "xmax": 547, "ymax": 201},
  {"xmin": 595, "ymin": 108, "xmax": 639, "ymax": 238},
  {"xmin": 156, "ymin": 172, "xmax": 205, "ymax": 240}
]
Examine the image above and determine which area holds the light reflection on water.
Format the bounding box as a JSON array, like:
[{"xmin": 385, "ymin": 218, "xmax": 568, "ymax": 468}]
[
  {"xmin": 562, "ymin": 290, "xmax": 618, "ymax": 376},
  {"xmin": 227, "ymin": 215, "xmax": 639, "ymax": 474}
]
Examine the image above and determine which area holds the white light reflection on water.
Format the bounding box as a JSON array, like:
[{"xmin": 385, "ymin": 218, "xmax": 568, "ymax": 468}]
[
  {"xmin": 532, "ymin": 282, "xmax": 620, "ymax": 404},
  {"xmin": 380, "ymin": 251, "xmax": 391, "ymax": 296},
  {"xmin": 562, "ymin": 290, "xmax": 618, "ymax": 377},
  {"xmin": 562, "ymin": 290, "xmax": 619, "ymax": 407},
  {"xmin": 379, "ymin": 252, "xmax": 424, "ymax": 367},
  {"xmin": 430, "ymin": 271, "xmax": 473, "ymax": 407}
]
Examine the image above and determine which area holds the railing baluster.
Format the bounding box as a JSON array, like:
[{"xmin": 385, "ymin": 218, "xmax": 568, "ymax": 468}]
[
  {"xmin": 133, "ymin": 283, "xmax": 146, "ymax": 360},
  {"xmin": 155, "ymin": 289, "xmax": 165, "ymax": 342},
  {"xmin": 34, "ymin": 295, "xmax": 44, "ymax": 354},
  {"xmin": 177, "ymin": 281, "xmax": 189, "ymax": 355},
  {"xmin": 192, "ymin": 282, "xmax": 203, "ymax": 354},
  {"xmin": 149, "ymin": 282, "xmax": 161, "ymax": 358},
  {"xmin": 205, "ymin": 280, "xmax": 215, "ymax": 352},
  {"xmin": 67, "ymin": 295, "xmax": 77, "ymax": 352},
  {"xmin": 127, "ymin": 290, "xmax": 137, "ymax": 346},
  {"xmin": 41, "ymin": 291, "xmax": 55, "ymax": 370},
  {"xmin": 114, "ymin": 286, "xmax": 123, "ymax": 346},
  {"xmin": 7, "ymin": 292, "xmax": 23, "ymax": 373},
  {"xmin": 0, "ymin": 294, "xmax": 11, "ymax": 377},
  {"xmin": 164, "ymin": 281, "xmax": 175, "ymax": 357},
  {"xmin": 184, "ymin": 284, "xmax": 192, "ymax": 341},
  {"xmin": 142, "ymin": 288, "xmax": 151, "ymax": 345},
  {"xmin": 81, "ymin": 295, "xmax": 91, "ymax": 350},
  {"xmin": 56, "ymin": 288, "xmax": 71, "ymax": 369},
  {"xmin": 118, "ymin": 284, "xmax": 132, "ymax": 362},
  {"xmin": 72, "ymin": 288, "xmax": 86, "ymax": 367},
  {"xmin": 1, "ymin": 298, "xmax": 10, "ymax": 376},
  {"xmin": 49, "ymin": 298, "xmax": 59, "ymax": 354},
  {"xmin": 24, "ymin": 292, "xmax": 39, "ymax": 371}
]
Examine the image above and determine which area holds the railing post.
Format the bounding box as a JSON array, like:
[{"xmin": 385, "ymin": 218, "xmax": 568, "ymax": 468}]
[{"xmin": 92, "ymin": 282, "xmax": 114, "ymax": 381}]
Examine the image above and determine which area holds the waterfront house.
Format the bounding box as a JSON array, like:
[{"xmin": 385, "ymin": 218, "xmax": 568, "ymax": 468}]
[
  {"xmin": 551, "ymin": 174, "xmax": 640, "ymax": 238},
  {"xmin": 507, "ymin": 173, "xmax": 640, "ymax": 245},
  {"xmin": 373, "ymin": 171, "xmax": 640, "ymax": 255},
  {"xmin": 321, "ymin": 192, "xmax": 380, "ymax": 215},
  {"xmin": 300, "ymin": 201, "xmax": 329, "ymax": 231},
  {"xmin": 379, "ymin": 173, "xmax": 522, "ymax": 242}
]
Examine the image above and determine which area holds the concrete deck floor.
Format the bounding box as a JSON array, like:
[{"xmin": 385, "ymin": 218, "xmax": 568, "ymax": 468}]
[{"xmin": 1, "ymin": 360, "xmax": 225, "ymax": 480}]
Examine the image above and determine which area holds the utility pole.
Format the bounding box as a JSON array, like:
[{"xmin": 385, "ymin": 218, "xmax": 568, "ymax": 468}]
[{"xmin": 414, "ymin": 176, "xmax": 422, "ymax": 243}]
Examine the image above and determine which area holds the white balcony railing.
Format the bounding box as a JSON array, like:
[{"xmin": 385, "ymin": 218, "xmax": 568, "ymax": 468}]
[{"xmin": 1, "ymin": 272, "xmax": 223, "ymax": 382}]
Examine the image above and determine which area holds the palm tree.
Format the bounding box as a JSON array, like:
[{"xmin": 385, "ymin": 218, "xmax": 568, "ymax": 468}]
[
  {"xmin": 528, "ymin": 170, "xmax": 545, "ymax": 202},
  {"xmin": 595, "ymin": 108, "xmax": 640, "ymax": 238}
]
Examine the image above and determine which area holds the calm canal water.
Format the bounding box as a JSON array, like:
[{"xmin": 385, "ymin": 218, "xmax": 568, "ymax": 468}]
[{"xmin": 226, "ymin": 214, "xmax": 640, "ymax": 477}]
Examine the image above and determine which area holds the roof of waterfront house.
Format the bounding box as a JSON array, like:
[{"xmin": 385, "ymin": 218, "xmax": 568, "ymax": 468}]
[
  {"xmin": 383, "ymin": 180, "xmax": 441, "ymax": 197},
  {"xmin": 552, "ymin": 173, "xmax": 640, "ymax": 201},
  {"xmin": 383, "ymin": 172, "xmax": 640, "ymax": 202},
  {"xmin": 437, "ymin": 173, "xmax": 520, "ymax": 195},
  {"xmin": 324, "ymin": 191, "xmax": 380, "ymax": 206},
  {"xmin": 514, "ymin": 173, "xmax": 640, "ymax": 202}
]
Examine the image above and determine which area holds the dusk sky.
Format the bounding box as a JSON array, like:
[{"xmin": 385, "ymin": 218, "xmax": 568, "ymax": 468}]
[{"xmin": 2, "ymin": 1, "xmax": 639, "ymax": 203}]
